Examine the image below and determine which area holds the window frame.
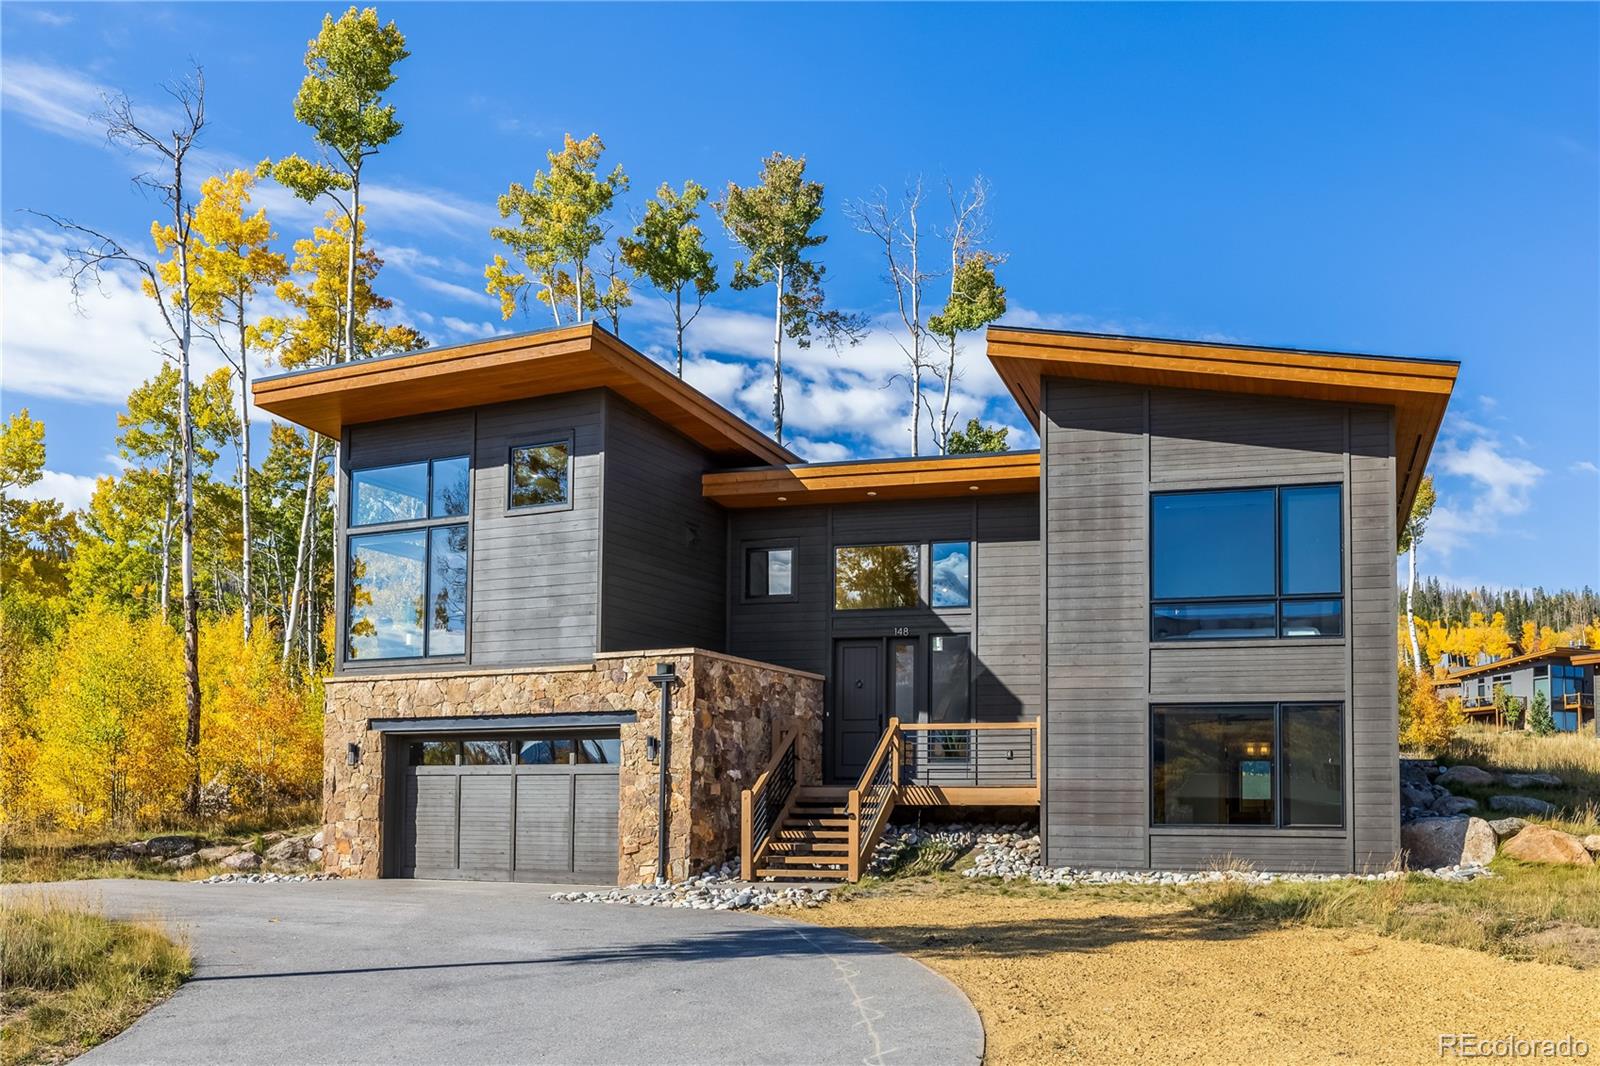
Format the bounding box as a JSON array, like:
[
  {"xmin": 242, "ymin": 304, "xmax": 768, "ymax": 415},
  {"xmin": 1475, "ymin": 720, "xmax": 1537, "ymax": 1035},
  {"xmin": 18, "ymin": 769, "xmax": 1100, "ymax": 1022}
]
[
  {"xmin": 1149, "ymin": 702, "xmax": 1345, "ymax": 830},
  {"xmin": 741, "ymin": 540, "xmax": 798, "ymax": 604},
  {"xmin": 1149, "ymin": 483, "xmax": 1345, "ymax": 643},
  {"xmin": 506, "ymin": 434, "xmax": 575, "ymax": 515},
  {"xmin": 832, "ymin": 541, "xmax": 923, "ymax": 612},
  {"xmin": 343, "ymin": 454, "xmax": 473, "ymax": 667},
  {"xmin": 929, "ymin": 540, "xmax": 973, "ymax": 611}
]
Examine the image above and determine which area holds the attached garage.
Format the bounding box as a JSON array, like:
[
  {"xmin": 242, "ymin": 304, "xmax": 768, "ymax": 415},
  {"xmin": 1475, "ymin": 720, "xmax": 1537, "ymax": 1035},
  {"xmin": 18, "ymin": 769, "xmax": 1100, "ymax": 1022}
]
[{"xmin": 378, "ymin": 716, "xmax": 627, "ymax": 883}]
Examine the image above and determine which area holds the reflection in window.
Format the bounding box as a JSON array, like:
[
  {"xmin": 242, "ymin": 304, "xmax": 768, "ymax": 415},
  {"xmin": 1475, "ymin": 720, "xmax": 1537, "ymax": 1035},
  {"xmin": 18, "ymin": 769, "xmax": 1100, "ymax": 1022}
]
[
  {"xmin": 517, "ymin": 738, "xmax": 577, "ymax": 765},
  {"xmin": 892, "ymin": 640, "xmax": 916, "ymax": 720},
  {"xmin": 431, "ymin": 456, "xmax": 471, "ymax": 517},
  {"xmin": 930, "ymin": 634, "xmax": 970, "ymax": 724},
  {"xmin": 408, "ymin": 740, "xmax": 459, "ymax": 766},
  {"xmin": 462, "ymin": 739, "xmax": 511, "ymax": 765},
  {"xmin": 347, "ymin": 530, "xmax": 427, "ymax": 659},
  {"xmin": 1151, "ymin": 486, "xmax": 1343, "ymax": 640},
  {"xmin": 746, "ymin": 546, "xmax": 793, "ymax": 598},
  {"xmin": 509, "ymin": 441, "xmax": 571, "ymax": 510},
  {"xmin": 577, "ymin": 737, "xmax": 622, "ymax": 764},
  {"xmin": 931, "ymin": 542, "xmax": 971, "ymax": 608},
  {"xmin": 427, "ymin": 526, "xmax": 468, "ymax": 655},
  {"xmin": 351, "ymin": 457, "xmax": 470, "ymax": 527},
  {"xmin": 1152, "ymin": 703, "xmax": 1344, "ymax": 827},
  {"xmin": 834, "ymin": 544, "xmax": 919, "ymax": 610}
]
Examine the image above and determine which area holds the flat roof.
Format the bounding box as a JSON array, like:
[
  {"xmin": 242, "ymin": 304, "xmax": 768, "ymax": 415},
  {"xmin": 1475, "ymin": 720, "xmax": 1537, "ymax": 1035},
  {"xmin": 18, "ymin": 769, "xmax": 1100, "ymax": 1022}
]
[
  {"xmin": 986, "ymin": 326, "xmax": 1459, "ymax": 529},
  {"xmin": 251, "ymin": 323, "xmax": 798, "ymax": 467},
  {"xmin": 701, "ymin": 451, "xmax": 1040, "ymax": 508},
  {"xmin": 1447, "ymin": 645, "xmax": 1598, "ymax": 681}
]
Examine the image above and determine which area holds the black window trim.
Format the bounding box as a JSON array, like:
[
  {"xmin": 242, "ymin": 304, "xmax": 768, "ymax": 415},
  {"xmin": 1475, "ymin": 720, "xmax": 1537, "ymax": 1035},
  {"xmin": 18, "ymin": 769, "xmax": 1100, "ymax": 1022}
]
[
  {"xmin": 1149, "ymin": 701, "xmax": 1346, "ymax": 831},
  {"xmin": 344, "ymin": 521, "xmax": 470, "ymax": 665},
  {"xmin": 506, "ymin": 433, "xmax": 575, "ymax": 515},
  {"xmin": 929, "ymin": 539, "xmax": 974, "ymax": 612},
  {"xmin": 348, "ymin": 454, "xmax": 473, "ymax": 532},
  {"xmin": 832, "ymin": 540, "xmax": 924, "ymax": 613},
  {"xmin": 1149, "ymin": 483, "xmax": 1344, "ymax": 642},
  {"xmin": 741, "ymin": 539, "xmax": 799, "ymax": 604}
]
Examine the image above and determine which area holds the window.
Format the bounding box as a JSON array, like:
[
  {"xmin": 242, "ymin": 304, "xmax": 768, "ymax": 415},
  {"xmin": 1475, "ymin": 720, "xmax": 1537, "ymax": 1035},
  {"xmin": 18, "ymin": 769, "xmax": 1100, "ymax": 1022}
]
[
  {"xmin": 517, "ymin": 737, "xmax": 577, "ymax": 765},
  {"xmin": 1151, "ymin": 485, "xmax": 1342, "ymax": 640},
  {"xmin": 931, "ymin": 542, "xmax": 971, "ymax": 608},
  {"xmin": 346, "ymin": 456, "xmax": 470, "ymax": 661},
  {"xmin": 1152, "ymin": 703, "xmax": 1343, "ymax": 828},
  {"xmin": 351, "ymin": 456, "xmax": 469, "ymax": 527},
  {"xmin": 462, "ymin": 739, "xmax": 511, "ymax": 765},
  {"xmin": 509, "ymin": 440, "xmax": 571, "ymax": 511},
  {"xmin": 407, "ymin": 740, "xmax": 460, "ymax": 766},
  {"xmin": 834, "ymin": 544, "xmax": 919, "ymax": 610},
  {"xmin": 745, "ymin": 546, "xmax": 794, "ymax": 598}
]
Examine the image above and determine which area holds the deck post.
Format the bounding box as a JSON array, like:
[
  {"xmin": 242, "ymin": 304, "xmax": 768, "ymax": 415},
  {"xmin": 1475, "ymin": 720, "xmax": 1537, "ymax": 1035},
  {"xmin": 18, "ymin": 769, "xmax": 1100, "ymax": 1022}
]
[
  {"xmin": 846, "ymin": 788, "xmax": 861, "ymax": 882},
  {"xmin": 740, "ymin": 789, "xmax": 753, "ymax": 882}
]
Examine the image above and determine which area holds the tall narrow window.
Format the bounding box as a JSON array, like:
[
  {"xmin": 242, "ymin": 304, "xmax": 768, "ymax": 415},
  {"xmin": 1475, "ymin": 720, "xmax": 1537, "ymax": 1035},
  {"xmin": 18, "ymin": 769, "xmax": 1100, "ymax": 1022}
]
[
  {"xmin": 1151, "ymin": 485, "xmax": 1343, "ymax": 640},
  {"xmin": 346, "ymin": 455, "xmax": 470, "ymax": 661},
  {"xmin": 929, "ymin": 634, "xmax": 971, "ymax": 723},
  {"xmin": 930, "ymin": 541, "xmax": 971, "ymax": 608}
]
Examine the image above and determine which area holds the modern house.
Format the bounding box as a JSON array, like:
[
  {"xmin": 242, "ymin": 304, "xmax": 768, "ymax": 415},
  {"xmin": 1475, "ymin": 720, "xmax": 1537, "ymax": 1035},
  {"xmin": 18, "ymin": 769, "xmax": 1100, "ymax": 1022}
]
[
  {"xmin": 1441, "ymin": 647, "xmax": 1598, "ymax": 733},
  {"xmin": 253, "ymin": 322, "xmax": 1458, "ymax": 884}
]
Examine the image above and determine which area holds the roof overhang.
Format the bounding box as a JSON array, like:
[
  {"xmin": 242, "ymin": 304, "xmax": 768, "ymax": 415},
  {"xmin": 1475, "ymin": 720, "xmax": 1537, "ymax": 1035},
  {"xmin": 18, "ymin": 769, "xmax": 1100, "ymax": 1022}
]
[
  {"xmin": 251, "ymin": 323, "xmax": 797, "ymax": 467},
  {"xmin": 702, "ymin": 451, "xmax": 1040, "ymax": 508},
  {"xmin": 1447, "ymin": 645, "xmax": 1596, "ymax": 681},
  {"xmin": 986, "ymin": 326, "xmax": 1459, "ymax": 529}
]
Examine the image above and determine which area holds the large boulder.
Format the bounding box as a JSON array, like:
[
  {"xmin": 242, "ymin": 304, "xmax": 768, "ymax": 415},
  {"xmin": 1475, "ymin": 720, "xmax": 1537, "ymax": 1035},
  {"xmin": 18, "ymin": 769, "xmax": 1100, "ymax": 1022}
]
[
  {"xmin": 1500, "ymin": 825, "xmax": 1594, "ymax": 866},
  {"xmin": 1488, "ymin": 795, "xmax": 1556, "ymax": 816},
  {"xmin": 1436, "ymin": 765, "xmax": 1496, "ymax": 788},
  {"xmin": 1487, "ymin": 817, "xmax": 1528, "ymax": 841},
  {"xmin": 1402, "ymin": 816, "xmax": 1497, "ymax": 869},
  {"xmin": 1502, "ymin": 772, "xmax": 1563, "ymax": 789},
  {"xmin": 1400, "ymin": 785, "xmax": 1435, "ymax": 810},
  {"xmin": 264, "ymin": 834, "xmax": 311, "ymax": 866},
  {"xmin": 196, "ymin": 844, "xmax": 241, "ymax": 863},
  {"xmin": 221, "ymin": 850, "xmax": 262, "ymax": 871},
  {"xmin": 144, "ymin": 835, "xmax": 200, "ymax": 858},
  {"xmin": 1431, "ymin": 796, "xmax": 1479, "ymax": 816}
]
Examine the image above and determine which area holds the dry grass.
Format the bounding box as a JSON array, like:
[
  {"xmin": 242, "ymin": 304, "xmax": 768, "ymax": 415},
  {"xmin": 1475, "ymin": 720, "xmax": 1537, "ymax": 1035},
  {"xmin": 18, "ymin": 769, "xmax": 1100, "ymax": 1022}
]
[
  {"xmin": 1436, "ymin": 726, "xmax": 1600, "ymax": 824},
  {"xmin": 0, "ymin": 896, "xmax": 191, "ymax": 1066},
  {"xmin": 809, "ymin": 878, "xmax": 1600, "ymax": 1065}
]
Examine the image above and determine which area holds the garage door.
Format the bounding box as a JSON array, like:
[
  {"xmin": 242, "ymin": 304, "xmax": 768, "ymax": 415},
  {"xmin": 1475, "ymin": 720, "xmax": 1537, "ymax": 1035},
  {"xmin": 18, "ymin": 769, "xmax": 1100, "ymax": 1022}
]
[{"xmin": 393, "ymin": 734, "xmax": 619, "ymax": 883}]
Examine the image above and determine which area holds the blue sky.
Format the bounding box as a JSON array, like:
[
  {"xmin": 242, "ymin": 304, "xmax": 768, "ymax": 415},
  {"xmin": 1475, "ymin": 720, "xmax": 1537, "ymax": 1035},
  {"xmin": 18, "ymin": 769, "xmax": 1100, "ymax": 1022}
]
[{"xmin": 2, "ymin": 2, "xmax": 1596, "ymax": 591}]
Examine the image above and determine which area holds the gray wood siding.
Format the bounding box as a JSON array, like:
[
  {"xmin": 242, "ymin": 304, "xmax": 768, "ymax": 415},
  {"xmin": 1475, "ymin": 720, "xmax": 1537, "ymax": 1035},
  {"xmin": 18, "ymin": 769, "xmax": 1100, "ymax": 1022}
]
[
  {"xmin": 1043, "ymin": 378, "xmax": 1398, "ymax": 873},
  {"xmin": 726, "ymin": 505, "xmax": 832, "ymax": 676},
  {"xmin": 470, "ymin": 392, "xmax": 604, "ymax": 666},
  {"xmin": 599, "ymin": 394, "xmax": 726, "ymax": 653},
  {"xmin": 976, "ymin": 495, "xmax": 1041, "ymax": 722},
  {"xmin": 1349, "ymin": 406, "xmax": 1400, "ymax": 868},
  {"xmin": 1043, "ymin": 379, "xmax": 1150, "ymax": 869}
]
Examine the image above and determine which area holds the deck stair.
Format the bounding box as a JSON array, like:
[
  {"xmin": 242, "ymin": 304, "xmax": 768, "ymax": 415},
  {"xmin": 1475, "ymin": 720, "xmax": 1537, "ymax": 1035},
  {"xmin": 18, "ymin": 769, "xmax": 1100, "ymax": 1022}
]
[{"xmin": 754, "ymin": 788, "xmax": 852, "ymax": 880}]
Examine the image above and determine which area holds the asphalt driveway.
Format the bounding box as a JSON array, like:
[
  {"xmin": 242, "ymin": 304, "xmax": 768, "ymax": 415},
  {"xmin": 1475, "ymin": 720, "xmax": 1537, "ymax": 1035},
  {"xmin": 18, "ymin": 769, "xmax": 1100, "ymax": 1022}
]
[{"xmin": 8, "ymin": 878, "xmax": 982, "ymax": 1066}]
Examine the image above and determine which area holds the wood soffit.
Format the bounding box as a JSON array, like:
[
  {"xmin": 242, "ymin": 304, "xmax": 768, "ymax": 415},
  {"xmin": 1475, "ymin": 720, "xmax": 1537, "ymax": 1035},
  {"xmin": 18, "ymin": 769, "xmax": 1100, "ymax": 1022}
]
[
  {"xmin": 250, "ymin": 323, "xmax": 797, "ymax": 467},
  {"xmin": 986, "ymin": 325, "xmax": 1459, "ymax": 529},
  {"xmin": 700, "ymin": 452, "xmax": 1041, "ymax": 508}
]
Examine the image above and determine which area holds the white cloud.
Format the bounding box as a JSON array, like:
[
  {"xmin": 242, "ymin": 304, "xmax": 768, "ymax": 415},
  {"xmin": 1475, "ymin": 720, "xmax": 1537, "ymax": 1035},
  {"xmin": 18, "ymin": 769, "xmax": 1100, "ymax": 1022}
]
[
  {"xmin": 14, "ymin": 8, "xmax": 75, "ymax": 26},
  {"xmin": 1434, "ymin": 437, "xmax": 1544, "ymax": 517},
  {"xmin": 786, "ymin": 437, "xmax": 854, "ymax": 463},
  {"xmin": 1423, "ymin": 418, "xmax": 1547, "ymax": 559},
  {"xmin": 13, "ymin": 469, "xmax": 102, "ymax": 512},
  {"xmin": 1, "ymin": 58, "xmax": 122, "ymax": 145},
  {"xmin": 1570, "ymin": 460, "xmax": 1599, "ymax": 476},
  {"xmin": 438, "ymin": 317, "xmax": 502, "ymax": 341}
]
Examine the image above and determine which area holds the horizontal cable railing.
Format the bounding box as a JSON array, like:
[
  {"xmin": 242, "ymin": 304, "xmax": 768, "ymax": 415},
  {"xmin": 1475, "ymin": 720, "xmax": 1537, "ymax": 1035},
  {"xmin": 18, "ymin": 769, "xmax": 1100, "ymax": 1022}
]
[
  {"xmin": 740, "ymin": 729, "xmax": 797, "ymax": 881},
  {"xmin": 847, "ymin": 717, "xmax": 901, "ymax": 881},
  {"xmin": 898, "ymin": 722, "xmax": 1039, "ymax": 789}
]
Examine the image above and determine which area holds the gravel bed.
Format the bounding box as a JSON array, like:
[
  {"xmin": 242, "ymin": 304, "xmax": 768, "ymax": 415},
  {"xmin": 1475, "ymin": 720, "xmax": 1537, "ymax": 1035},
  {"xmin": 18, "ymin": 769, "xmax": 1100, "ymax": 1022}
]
[
  {"xmin": 200, "ymin": 872, "xmax": 340, "ymax": 884},
  {"xmin": 550, "ymin": 862, "xmax": 832, "ymax": 911}
]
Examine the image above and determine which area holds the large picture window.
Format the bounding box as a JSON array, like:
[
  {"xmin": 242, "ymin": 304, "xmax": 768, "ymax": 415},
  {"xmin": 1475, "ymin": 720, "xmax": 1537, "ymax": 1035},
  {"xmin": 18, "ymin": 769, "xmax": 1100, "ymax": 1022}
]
[
  {"xmin": 1151, "ymin": 485, "xmax": 1342, "ymax": 640},
  {"xmin": 834, "ymin": 544, "xmax": 919, "ymax": 610},
  {"xmin": 347, "ymin": 456, "xmax": 470, "ymax": 661},
  {"xmin": 1152, "ymin": 703, "xmax": 1343, "ymax": 828}
]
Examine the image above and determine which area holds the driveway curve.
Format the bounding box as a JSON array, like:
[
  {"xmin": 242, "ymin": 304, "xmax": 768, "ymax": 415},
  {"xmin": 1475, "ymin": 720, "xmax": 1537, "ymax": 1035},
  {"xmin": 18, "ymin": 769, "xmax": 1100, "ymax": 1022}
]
[{"xmin": 11, "ymin": 879, "xmax": 982, "ymax": 1066}]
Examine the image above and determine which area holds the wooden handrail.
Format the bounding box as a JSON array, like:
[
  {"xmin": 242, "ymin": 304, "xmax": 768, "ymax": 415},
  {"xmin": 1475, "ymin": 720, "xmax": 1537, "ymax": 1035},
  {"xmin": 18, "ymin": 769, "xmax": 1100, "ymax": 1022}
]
[
  {"xmin": 846, "ymin": 717, "xmax": 901, "ymax": 881},
  {"xmin": 740, "ymin": 729, "xmax": 798, "ymax": 881},
  {"xmin": 898, "ymin": 720, "xmax": 1042, "ymax": 731}
]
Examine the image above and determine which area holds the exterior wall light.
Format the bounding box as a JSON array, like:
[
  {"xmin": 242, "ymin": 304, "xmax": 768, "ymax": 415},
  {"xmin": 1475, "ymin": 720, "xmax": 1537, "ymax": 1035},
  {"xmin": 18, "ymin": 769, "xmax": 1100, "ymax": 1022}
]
[
  {"xmin": 646, "ymin": 736, "xmax": 661, "ymax": 763},
  {"xmin": 346, "ymin": 742, "xmax": 361, "ymax": 767}
]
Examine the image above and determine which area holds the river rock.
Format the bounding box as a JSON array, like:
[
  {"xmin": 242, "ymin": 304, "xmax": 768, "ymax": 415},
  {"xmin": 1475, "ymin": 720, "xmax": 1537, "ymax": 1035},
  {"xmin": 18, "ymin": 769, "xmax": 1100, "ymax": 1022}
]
[
  {"xmin": 1500, "ymin": 825, "xmax": 1594, "ymax": 866},
  {"xmin": 144, "ymin": 835, "xmax": 200, "ymax": 858},
  {"xmin": 1436, "ymin": 765, "xmax": 1496, "ymax": 788},
  {"xmin": 1401, "ymin": 816, "xmax": 1496, "ymax": 869},
  {"xmin": 221, "ymin": 850, "xmax": 262, "ymax": 871},
  {"xmin": 1488, "ymin": 795, "xmax": 1555, "ymax": 816}
]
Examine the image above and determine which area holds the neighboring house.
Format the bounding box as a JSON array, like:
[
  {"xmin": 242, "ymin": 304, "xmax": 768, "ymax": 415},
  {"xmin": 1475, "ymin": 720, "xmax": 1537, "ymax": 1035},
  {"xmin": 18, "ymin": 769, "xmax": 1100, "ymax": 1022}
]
[
  {"xmin": 253, "ymin": 322, "xmax": 1458, "ymax": 884},
  {"xmin": 1441, "ymin": 647, "xmax": 1598, "ymax": 733}
]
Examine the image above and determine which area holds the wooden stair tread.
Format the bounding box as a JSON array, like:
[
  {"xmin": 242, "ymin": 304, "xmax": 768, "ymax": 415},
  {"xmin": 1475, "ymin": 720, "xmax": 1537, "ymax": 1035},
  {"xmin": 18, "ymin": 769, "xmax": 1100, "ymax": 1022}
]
[
  {"xmin": 756, "ymin": 867, "xmax": 847, "ymax": 880},
  {"xmin": 765, "ymin": 842, "xmax": 850, "ymax": 854},
  {"xmin": 762, "ymin": 855, "xmax": 849, "ymax": 867}
]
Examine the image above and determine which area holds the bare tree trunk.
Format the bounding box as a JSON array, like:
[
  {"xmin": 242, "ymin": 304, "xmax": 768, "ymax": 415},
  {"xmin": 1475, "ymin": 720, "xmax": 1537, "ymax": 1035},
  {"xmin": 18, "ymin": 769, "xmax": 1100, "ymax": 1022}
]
[
  {"xmin": 938, "ymin": 335, "xmax": 958, "ymax": 454},
  {"xmin": 772, "ymin": 263, "xmax": 785, "ymax": 444},
  {"xmin": 674, "ymin": 289, "xmax": 685, "ymax": 378},
  {"xmin": 238, "ymin": 311, "xmax": 254, "ymax": 640},
  {"xmin": 1407, "ymin": 545, "xmax": 1424, "ymax": 674},
  {"xmin": 282, "ymin": 431, "xmax": 321, "ymax": 667},
  {"xmin": 305, "ymin": 495, "xmax": 316, "ymax": 675},
  {"xmin": 159, "ymin": 446, "xmax": 175, "ymax": 620},
  {"xmin": 176, "ymin": 168, "xmax": 203, "ymax": 820},
  {"xmin": 345, "ymin": 168, "xmax": 360, "ymax": 362}
]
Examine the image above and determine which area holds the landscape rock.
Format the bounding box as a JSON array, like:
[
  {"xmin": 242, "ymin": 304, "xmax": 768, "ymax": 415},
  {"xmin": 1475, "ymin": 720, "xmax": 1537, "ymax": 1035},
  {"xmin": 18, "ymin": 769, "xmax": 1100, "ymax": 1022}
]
[
  {"xmin": 121, "ymin": 840, "xmax": 149, "ymax": 856},
  {"xmin": 310, "ymin": 830, "xmax": 325, "ymax": 849},
  {"xmin": 306, "ymin": 847, "xmax": 323, "ymax": 863},
  {"xmin": 1500, "ymin": 825, "xmax": 1595, "ymax": 867},
  {"xmin": 1583, "ymin": 836, "xmax": 1600, "ymax": 856},
  {"xmin": 221, "ymin": 850, "xmax": 262, "ymax": 871},
  {"xmin": 264, "ymin": 834, "xmax": 311, "ymax": 865},
  {"xmin": 1401, "ymin": 816, "xmax": 1497, "ymax": 869},
  {"xmin": 196, "ymin": 844, "xmax": 240, "ymax": 863},
  {"xmin": 1436, "ymin": 765, "xmax": 1496, "ymax": 788},
  {"xmin": 548, "ymin": 861, "xmax": 832, "ymax": 912},
  {"xmin": 1502, "ymin": 772, "xmax": 1563, "ymax": 789},
  {"xmin": 1488, "ymin": 795, "xmax": 1556, "ymax": 816},
  {"xmin": 1487, "ymin": 818, "xmax": 1528, "ymax": 841},
  {"xmin": 143, "ymin": 835, "xmax": 200, "ymax": 858},
  {"xmin": 1400, "ymin": 785, "xmax": 1435, "ymax": 810},
  {"xmin": 163, "ymin": 854, "xmax": 198, "ymax": 870},
  {"xmin": 1431, "ymin": 796, "xmax": 1479, "ymax": 816},
  {"xmin": 201, "ymin": 871, "xmax": 340, "ymax": 884}
]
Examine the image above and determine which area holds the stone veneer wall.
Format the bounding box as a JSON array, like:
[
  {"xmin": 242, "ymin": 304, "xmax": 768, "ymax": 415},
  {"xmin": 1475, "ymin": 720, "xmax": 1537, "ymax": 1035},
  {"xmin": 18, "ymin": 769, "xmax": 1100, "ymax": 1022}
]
[{"xmin": 321, "ymin": 649, "xmax": 823, "ymax": 884}]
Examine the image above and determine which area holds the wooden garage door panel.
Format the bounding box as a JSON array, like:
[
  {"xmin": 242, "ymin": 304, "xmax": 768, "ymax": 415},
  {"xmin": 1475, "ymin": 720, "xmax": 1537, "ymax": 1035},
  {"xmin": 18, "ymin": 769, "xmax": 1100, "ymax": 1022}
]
[
  {"xmin": 572, "ymin": 774, "xmax": 619, "ymax": 876},
  {"xmin": 457, "ymin": 775, "xmax": 513, "ymax": 877},
  {"xmin": 408, "ymin": 775, "xmax": 458, "ymax": 873},
  {"xmin": 515, "ymin": 775, "xmax": 573, "ymax": 874}
]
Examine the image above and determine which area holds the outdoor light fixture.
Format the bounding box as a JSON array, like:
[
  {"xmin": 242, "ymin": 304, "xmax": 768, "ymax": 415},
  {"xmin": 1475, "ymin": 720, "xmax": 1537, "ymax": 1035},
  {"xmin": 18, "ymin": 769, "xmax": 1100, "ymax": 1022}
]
[
  {"xmin": 646, "ymin": 736, "xmax": 661, "ymax": 763},
  {"xmin": 866, "ymin": 490, "xmax": 877, "ymax": 496},
  {"xmin": 346, "ymin": 742, "xmax": 361, "ymax": 767}
]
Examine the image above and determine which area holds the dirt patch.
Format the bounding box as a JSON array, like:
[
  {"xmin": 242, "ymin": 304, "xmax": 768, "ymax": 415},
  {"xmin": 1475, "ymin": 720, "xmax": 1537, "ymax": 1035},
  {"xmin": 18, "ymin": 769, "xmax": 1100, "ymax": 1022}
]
[
  {"xmin": 807, "ymin": 890, "xmax": 1598, "ymax": 1065},
  {"xmin": 1518, "ymin": 923, "xmax": 1600, "ymax": 969}
]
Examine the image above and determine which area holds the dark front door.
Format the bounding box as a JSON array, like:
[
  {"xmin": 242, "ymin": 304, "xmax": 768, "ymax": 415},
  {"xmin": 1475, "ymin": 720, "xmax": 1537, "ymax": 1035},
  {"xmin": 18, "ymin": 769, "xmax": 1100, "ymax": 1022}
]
[{"xmin": 832, "ymin": 640, "xmax": 886, "ymax": 781}]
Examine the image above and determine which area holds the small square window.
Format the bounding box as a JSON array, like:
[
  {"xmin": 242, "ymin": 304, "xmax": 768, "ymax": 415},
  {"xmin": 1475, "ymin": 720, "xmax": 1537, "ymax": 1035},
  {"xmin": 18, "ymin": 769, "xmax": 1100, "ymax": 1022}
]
[
  {"xmin": 746, "ymin": 547, "xmax": 793, "ymax": 598},
  {"xmin": 509, "ymin": 441, "xmax": 571, "ymax": 511}
]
